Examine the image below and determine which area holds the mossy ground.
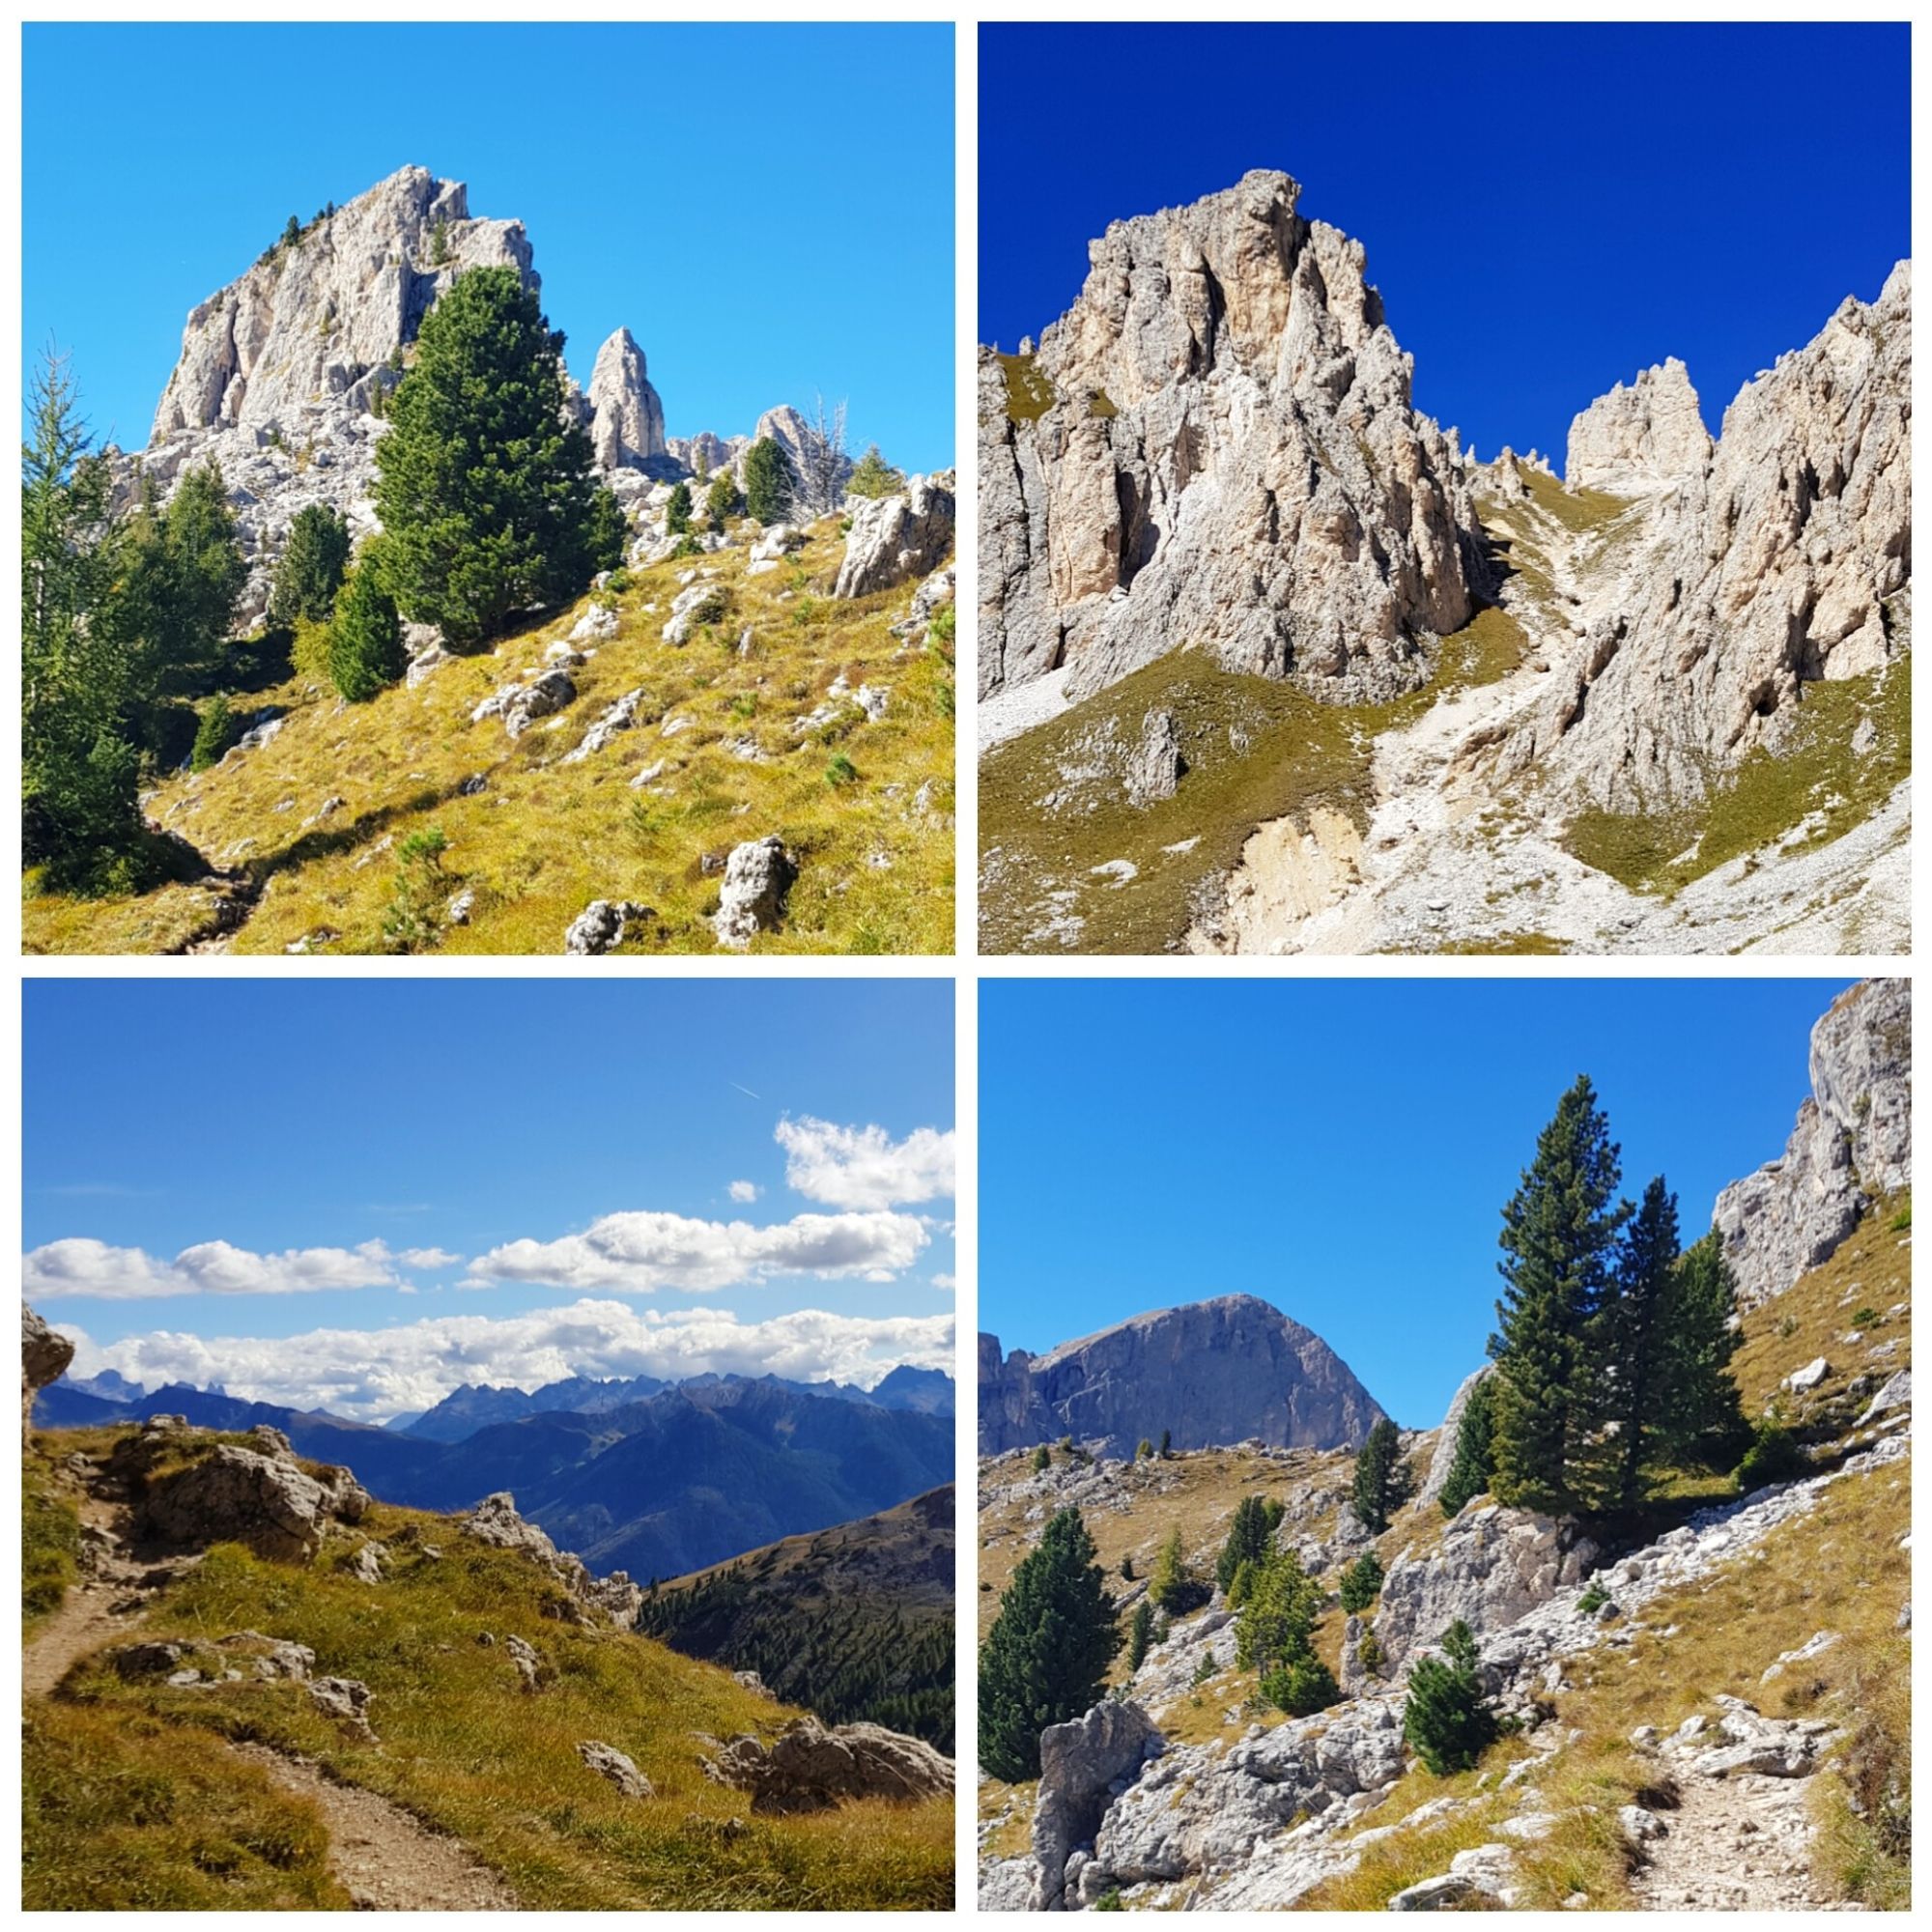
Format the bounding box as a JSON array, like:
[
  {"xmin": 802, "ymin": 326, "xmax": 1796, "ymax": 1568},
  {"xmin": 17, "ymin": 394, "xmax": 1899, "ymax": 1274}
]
[
  {"xmin": 24, "ymin": 1430, "xmax": 953, "ymax": 1911},
  {"xmin": 24, "ymin": 518, "xmax": 954, "ymax": 955},
  {"xmin": 979, "ymin": 607, "xmax": 1527, "ymax": 953}
]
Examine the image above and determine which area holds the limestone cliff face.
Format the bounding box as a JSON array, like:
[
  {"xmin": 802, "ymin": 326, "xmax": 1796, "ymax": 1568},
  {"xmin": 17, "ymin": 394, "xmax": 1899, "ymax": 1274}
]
[
  {"xmin": 1714, "ymin": 977, "xmax": 1912, "ymax": 1308},
  {"xmin": 979, "ymin": 170, "xmax": 1486, "ymax": 704},
  {"xmin": 977, "ymin": 1293, "xmax": 1385, "ymax": 1461},
  {"xmin": 149, "ymin": 166, "xmax": 534, "ymax": 441},
  {"xmin": 1564, "ymin": 357, "xmax": 1712, "ymax": 493},
  {"xmin": 1507, "ymin": 265, "xmax": 1911, "ymax": 809}
]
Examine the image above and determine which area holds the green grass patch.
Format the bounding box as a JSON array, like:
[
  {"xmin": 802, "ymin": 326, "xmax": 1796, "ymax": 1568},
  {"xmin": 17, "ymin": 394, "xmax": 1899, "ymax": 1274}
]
[
  {"xmin": 1565, "ymin": 651, "xmax": 1910, "ymax": 895},
  {"xmin": 22, "ymin": 1455, "xmax": 82, "ymax": 1627},
  {"xmin": 980, "ymin": 606, "xmax": 1527, "ymax": 954},
  {"xmin": 998, "ymin": 354, "xmax": 1056, "ymax": 424}
]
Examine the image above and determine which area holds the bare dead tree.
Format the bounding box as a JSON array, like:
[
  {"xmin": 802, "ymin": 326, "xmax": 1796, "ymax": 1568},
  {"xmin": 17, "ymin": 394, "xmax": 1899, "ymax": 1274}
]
[{"xmin": 795, "ymin": 392, "xmax": 850, "ymax": 518}]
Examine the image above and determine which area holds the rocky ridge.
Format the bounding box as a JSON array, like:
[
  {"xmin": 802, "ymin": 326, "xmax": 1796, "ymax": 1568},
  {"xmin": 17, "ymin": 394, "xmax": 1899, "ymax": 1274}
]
[{"xmin": 978, "ymin": 1293, "xmax": 1385, "ymax": 1459}]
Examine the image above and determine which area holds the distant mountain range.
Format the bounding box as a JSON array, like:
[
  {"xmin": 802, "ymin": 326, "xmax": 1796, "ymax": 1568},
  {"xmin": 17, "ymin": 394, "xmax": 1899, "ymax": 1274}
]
[{"xmin": 35, "ymin": 1367, "xmax": 954, "ymax": 1579}]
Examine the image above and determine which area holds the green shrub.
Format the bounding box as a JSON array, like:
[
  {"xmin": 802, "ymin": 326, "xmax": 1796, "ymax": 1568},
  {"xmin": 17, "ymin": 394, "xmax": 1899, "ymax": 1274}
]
[
  {"xmin": 846, "ymin": 444, "xmax": 905, "ymax": 499},
  {"xmin": 1030, "ymin": 1444, "xmax": 1050, "ymax": 1475},
  {"xmin": 381, "ymin": 828, "xmax": 450, "ymax": 954},
  {"xmin": 1339, "ymin": 1551, "xmax": 1385, "ymax": 1614},
  {"xmin": 329, "ymin": 566, "xmax": 406, "ymax": 702},
  {"xmin": 1577, "ymin": 1579, "xmax": 1608, "ymax": 1615},
  {"xmin": 1737, "ymin": 1417, "xmax": 1806, "ymax": 1492},
  {"xmin": 1262, "ymin": 1656, "xmax": 1340, "ymax": 1717},
  {"xmin": 825, "ymin": 753, "xmax": 859, "ymax": 788},
  {"xmin": 666, "ymin": 482, "xmax": 693, "ymax": 535},
  {"xmin": 188, "ymin": 694, "xmax": 233, "ymax": 772},
  {"xmin": 705, "ymin": 475, "xmax": 742, "ymax": 527}
]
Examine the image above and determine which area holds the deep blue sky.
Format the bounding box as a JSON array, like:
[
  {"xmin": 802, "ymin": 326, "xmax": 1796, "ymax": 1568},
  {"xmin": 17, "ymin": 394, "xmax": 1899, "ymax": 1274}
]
[
  {"xmin": 980, "ymin": 23, "xmax": 1909, "ymax": 466},
  {"xmin": 24, "ymin": 23, "xmax": 954, "ymax": 469},
  {"xmin": 25, "ymin": 980, "xmax": 954, "ymax": 1418},
  {"xmin": 980, "ymin": 978, "xmax": 1859, "ymax": 1429}
]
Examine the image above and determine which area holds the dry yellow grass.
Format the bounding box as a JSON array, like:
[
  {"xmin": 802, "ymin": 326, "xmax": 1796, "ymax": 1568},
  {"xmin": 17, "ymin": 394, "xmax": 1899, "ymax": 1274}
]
[{"xmin": 25, "ymin": 518, "xmax": 954, "ymax": 955}]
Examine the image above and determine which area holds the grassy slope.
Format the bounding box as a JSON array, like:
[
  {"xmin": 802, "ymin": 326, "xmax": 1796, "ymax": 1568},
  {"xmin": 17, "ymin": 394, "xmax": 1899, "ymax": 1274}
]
[
  {"xmin": 25, "ymin": 518, "xmax": 954, "ymax": 955},
  {"xmin": 979, "ymin": 608, "xmax": 1527, "ymax": 953},
  {"xmin": 24, "ymin": 1429, "xmax": 952, "ymax": 1911},
  {"xmin": 640, "ymin": 1487, "xmax": 955, "ymax": 1750}
]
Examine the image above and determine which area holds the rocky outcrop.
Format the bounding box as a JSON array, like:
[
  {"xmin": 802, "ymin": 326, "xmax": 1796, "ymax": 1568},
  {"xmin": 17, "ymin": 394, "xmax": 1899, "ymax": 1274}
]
[
  {"xmin": 141, "ymin": 1430, "xmax": 370, "ymax": 1562},
  {"xmin": 22, "ymin": 1302, "xmax": 73, "ymax": 1441},
  {"xmin": 1372, "ymin": 1504, "xmax": 1600, "ymax": 1674},
  {"xmin": 834, "ymin": 473, "xmax": 956, "ymax": 599},
  {"xmin": 587, "ymin": 327, "xmax": 667, "ymax": 470},
  {"xmin": 978, "ymin": 1294, "xmax": 1385, "ymax": 1459},
  {"xmin": 1714, "ymin": 978, "xmax": 1911, "ymax": 1307},
  {"xmin": 1506, "ymin": 263, "xmax": 1911, "ymax": 809},
  {"xmin": 710, "ymin": 1718, "xmax": 953, "ymax": 1816},
  {"xmin": 712, "ymin": 837, "xmax": 796, "ymax": 949},
  {"xmin": 1565, "ymin": 357, "xmax": 1713, "ymax": 493},
  {"xmin": 1032, "ymin": 1698, "xmax": 1160, "ymax": 1908},
  {"xmin": 562, "ymin": 898, "xmax": 653, "ymax": 956},
  {"xmin": 979, "ymin": 170, "xmax": 1486, "ymax": 705},
  {"xmin": 459, "ymin": 1491, "xmax": 643, "ymax": 1626}
]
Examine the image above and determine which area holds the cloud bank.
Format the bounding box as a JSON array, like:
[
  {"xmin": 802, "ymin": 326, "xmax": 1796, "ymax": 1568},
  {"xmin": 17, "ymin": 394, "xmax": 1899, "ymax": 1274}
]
[
  {"xmin": 57, "ymin": 1299, "xmax": 955, "ymax": 1424},
  {"xmin": 23, "ymin": 1237, "xmax": 441, "ymax": 1302},
  {"xmin": 776, "ymin": 1117, "xmax": 956, "ymax": 1208}
]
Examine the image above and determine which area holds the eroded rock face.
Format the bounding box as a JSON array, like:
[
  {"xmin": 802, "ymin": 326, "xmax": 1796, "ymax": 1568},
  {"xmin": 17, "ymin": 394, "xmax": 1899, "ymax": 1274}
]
[
  {"xmin": 1714, "ymin": 978, "xmax": 1911, "ymax": 1307},
  {"xmin": 142, "ymin": 1444, "xmax": 337, "ymax": 1561},
  {"xmin": 712, "ymin": 837, "xmax": 797, "ymax": 949},
  {"xmin": 834, "ymin": 472, "xmax": 956, "ymax": 599},
  {"xmin": 1565, "ymin": 358, "xmax": 1713, "ymax": 493},
  {"xmin": 1032, "ymin": 1698, "xmax": 1158, "ymax": 1909},
  {"xmin": 979, "ymin": 170, "xmax": 1485, "ymax": 705},
  {"xmin": 1372, "ymin": 1504, "xmax": 1600, "ymax": 1673},
  {"xmin": 1507, "ymin": 263, "xmax": 1911, "ymax": 809},
  {"xmin": 587, "ymin": 327, "xmax": 667, "ymax": 469},
  {"xmin": 22, "ymin": 1302, "xmax": 73, "ymax": 1440},
  {"xmin": 978, "ymin": 1294, "xmax": 1385, "ymax": 1459},
  {"xmin": 711, "ymin": 1718, "xmax": 953, "ymax": 1816}
]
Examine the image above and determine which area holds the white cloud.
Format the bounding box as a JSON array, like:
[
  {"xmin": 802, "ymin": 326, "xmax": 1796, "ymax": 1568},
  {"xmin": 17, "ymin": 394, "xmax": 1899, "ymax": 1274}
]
[
  {"xmin": 727, "ymin": 1180, "xmax": 760, "ymax": 1204},
  {"xmin": 22, "ymin": 1236, "xmax": 435, "ymax": 1302},
  {"xmin": 931, "ymin": 1272, "xmax": 956, "ymax": 1293},
  {"xmin": 775, "ymin": 1116, "xmax": 955, "ymax": 1209},
  {"xmin": 465, "ymin": 1208, "xmax": 927, "ymax": 1295},
  {"xmin": 56, "ymin": 1299, "xmax": 955, "ymax": 1424},
  {"xmin": 398, "ymin": 1247, "xmax": 463, "ymax": 1270}
]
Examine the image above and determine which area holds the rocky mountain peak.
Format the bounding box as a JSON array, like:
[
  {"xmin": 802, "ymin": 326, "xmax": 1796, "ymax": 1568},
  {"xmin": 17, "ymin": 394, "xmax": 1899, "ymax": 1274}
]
[
  {"xmin": 1715, "ymin": 977, "xmax": 1912, "ymax": 1307},
  {"xmin": 1565, "ymin": 355, "xmax": 1713, "ymax": 492},
  {"xmin": 980, "ymin": 168, "xmax": 1484, "ymax": 707},
  {"xmin": 149, "ymin": 163, "xmax": 535, "ymax": 443},
  {"xmin": 978, "ymin": 1293, "xmax": 1385, "ymax": 1460},
  {"xmin": 588, "ymin": 326, "xmax": 667, "ymax": 470}
]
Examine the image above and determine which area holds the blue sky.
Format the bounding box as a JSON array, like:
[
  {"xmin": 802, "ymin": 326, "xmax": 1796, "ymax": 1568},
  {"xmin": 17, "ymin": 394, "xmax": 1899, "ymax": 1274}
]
[
  {"xmin": 23, "ymin": 22, "xmax": 954, "ymax": 470},
  {"xmin": 980, "ymin": 978, "xmax": 1858, "ymax": 1429},
  {"xmin": 979, "ymin": 23, "xmax": 1908, "ymax": 466},
  {"xmin": 26, "ymin": 980, "xmax": 954, "ymax": 1420}
]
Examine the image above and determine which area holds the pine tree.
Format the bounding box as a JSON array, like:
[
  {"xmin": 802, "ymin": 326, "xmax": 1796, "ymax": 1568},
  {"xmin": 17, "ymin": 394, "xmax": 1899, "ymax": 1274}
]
[
  {"xmin": 1126, "ymin": 1600, "xmax": 1153, "ymax": 1673},
  {"xmin": 1653, "ymin": 1231, "xmax": 1747, "ymax": 1469},
  {"xmin": 373, "ymin": 266, "xmax": 604, "ymax": 644},
  {"xmin": 1338, "ymin": 1551, "xmax": 1385, "ymax": 1614},
  {"xmin": 329, "ymin": 565, "xmax": 406, "ymax": 702},
  {"xmin": 1262, "ymin": 1655, "xmax": 1340, "ymax": 1718},
  {"xmin": 269, "ymin": 504, "xmax": 352, "ymax": 627},
  {"xmin": 1597, "ymin": 1175, "xmax": 1681, "ymax": 1509},
  {"xmin": 115, "ymin": 462, "xmax": 247, "ymax": 719},
  {"xmin": 743, "ymin": 435, "xmax": 792, "ymax": 524},
  {"xmin": 846, "ymin": 443, "xmax": 905, "ymax": 499},
  {"xmin": 1438, "ymin": 1373, "xmax": 1496, "ymax": 1518},
  {"xmin": 1149, "ymin": 1526, "xmax": 1190, "ymax": 1611},
  {"xmin": 1159, "ymin": 1429, "xmax": 1173, "ymax": 1459},
  {"xmin": 706, "ymin": 473, "xmax": 742, "ymax": 527},
  {"xmin": 587, "ymin": 488, "xmax": 628, "ymax": 575},
  {"xmin": 979, "ymin": 1506, "xmax": 1122, "ymax": 1780},
  {"xmin": 1402, "ymin": 1619, "xmax": 1498, "ymax": 1776},
  {"xmin": 1216, "ymin": 1493, "xmax": 1284, "ymax": 1593},
  {"xmin": 1490, "ymin": 1076, "xmax": 1631, "ymax": 1515},
  {"xmin": 20, "ymin": 348, "xmax": 142, "ymax": 887},
  {"xmin": 189, "ymin": 693, "xmax": 233, "ymax": 772},
  {"xmin": 1351, "ymin": 1416, "xmax": 1403, "ymax": 1534},
  {"xmin": 666, "ymin": 480, "xmax": 693, "ymax": 535}
]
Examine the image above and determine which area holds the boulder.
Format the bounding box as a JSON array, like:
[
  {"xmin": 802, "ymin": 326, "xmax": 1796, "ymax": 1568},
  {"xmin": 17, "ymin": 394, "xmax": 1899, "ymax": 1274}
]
[
  {"xmin": 562, "ymin": 898, "xmax": 653, "ymax": 956},
  {"xmin": 711, "ymin": 1718, "xmax": 953, "ymax": 1817},
  {"xmin": 713, "ymin": 837, "xmax": 797, "ymax": 949},
  {"xmin": 834, "ymin": 473, "xmax": 956, "ymax": 599},
  {"xmin": 143, "ymin": 1444, "xmax": 337, "ymax": 1561},
  {"xmin": 308, "ymin": 1676, "xmax": 377, "ymax": 1742},
  {"xmin": 579, "ymin": 1740, "xmax": 654, "ymax": 1798},
  {"xmin": 1122, "ymin": 708, "xmax": 1185, "ymax": 806},
  {"xmin": 558, "ymin": 689, "xmax": 644, "ymax": 765},
  {"xmin": 22, "ymin": 1301, "xmax": 73, "ymax": 1440}
]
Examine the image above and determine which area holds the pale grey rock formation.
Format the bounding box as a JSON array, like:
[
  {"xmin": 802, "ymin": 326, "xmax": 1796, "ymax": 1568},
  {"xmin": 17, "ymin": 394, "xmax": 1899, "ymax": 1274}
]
[
  {"xmin": 1373, "ymin": 1504, "xmax": 1600, "ymax": 1673},
  {"xmin": 578, "ymin": 1741, "xmax": 654, "ymax": 1797},
  {"xmin": 308, "ymin": 1675, "xmax": 377, "ymax": 1741},
  {"xmin": 1032, "ymin": 1698, "xmax": 1159, "ymax": 1909},
  {"xmin": 978, "ymin": 170, "xmax": 1485, "ymax": 706},
  {"xmin": 471, "ymin": 666, "xmax": 578, "ymax": 739},
  {"xmin": 977, "ymin": 1294, "xmax": 1385, "ymax": 1459},
  {"xmin": 712, "ymin": 837, "xmax": 796, "ymax": 949},
  {"xmin": 1414, "ymin": 1364, "xmax": 1491, "ymax": 1511},
  {"xmin": 22, "ymin": 1301, "xmax": 72, "ymax": 1441},
  {"xmin": 1122, "ymin": 708, "xmax": 1184, "ymax": 806},
  {"xmin": 587, "ymin": 327, "xmax": 666, "ymax": 469},
  {"xmin": 710, "ymin": 1718, "xmax": 953, "ymax": 1816},
  {"xmin": 1506, "ymin": 264, "xmax": 1911, "ymax": 808},
  {"xmin": 559, "ymin": 690, "xmax": 644, "ymax": 765},
  {"xmin": 142, "ymin": 1443, "xmax": 356, "ymax": 1560},
  {"xmin": 1713, "ymin": 979, "xmax": 1911, "ymax": 1307},
  {"xmin": 1565, "ymin": 357, "xmax": 1713, "ymax": 493},
  {"xmin": 833, "ymin": 472, "xmax": 956, "ymax": 599}
]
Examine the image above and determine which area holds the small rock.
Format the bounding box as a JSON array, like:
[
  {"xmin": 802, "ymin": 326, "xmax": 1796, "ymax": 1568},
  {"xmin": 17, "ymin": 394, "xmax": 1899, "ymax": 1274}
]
[
  {"xmin": 563, "ymin": 898, "xmax": 653, "ymax": 956},
  {"xmin": 578, "ymin": 1741, "xmax": 654, "ymax": 1799}
]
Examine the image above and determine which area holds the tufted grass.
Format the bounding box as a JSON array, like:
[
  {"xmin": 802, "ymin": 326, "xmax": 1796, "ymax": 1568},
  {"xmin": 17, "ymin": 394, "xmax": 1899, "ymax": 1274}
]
[
  {"xmin": 23, "ymin": 517, "xmax": 954, "ymax": 956},
  {"xmin": 25, "ymin": 1430, "xmax": 953, "ymax": 1910},
  {"xmin": 22, "ymin": 1452, "xmax": 82, "ymax": 1628},
  {"xmin": 979, "ymin": 606, "xmax": 1528, "ymax": 954}
]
